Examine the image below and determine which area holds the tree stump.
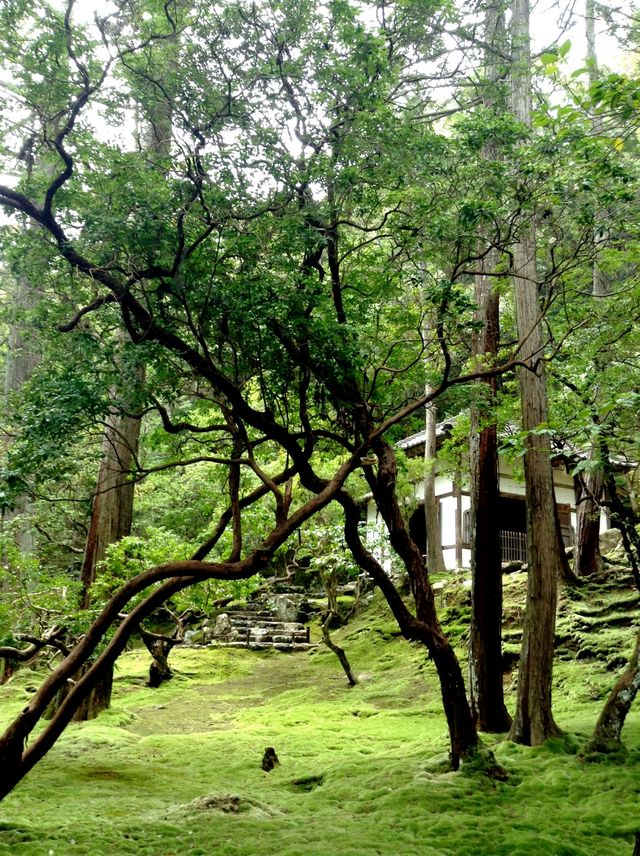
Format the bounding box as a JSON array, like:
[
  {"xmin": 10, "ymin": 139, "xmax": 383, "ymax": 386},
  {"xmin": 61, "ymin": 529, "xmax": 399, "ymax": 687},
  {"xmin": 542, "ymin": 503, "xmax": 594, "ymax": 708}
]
[{"xmin": 261, "ymin": 747, "xmax": 279, "ymax": 772}]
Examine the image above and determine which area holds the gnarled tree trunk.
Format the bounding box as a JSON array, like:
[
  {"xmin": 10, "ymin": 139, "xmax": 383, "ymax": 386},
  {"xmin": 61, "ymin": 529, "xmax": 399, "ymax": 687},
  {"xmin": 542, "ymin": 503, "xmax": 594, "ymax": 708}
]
[
  {"xmin": 361, "ymin": 441, "xmax": 481, "ymax": 768},
  {"xmin": 587, "ymin": 631, "xmax": 640, "ymax": 754}
]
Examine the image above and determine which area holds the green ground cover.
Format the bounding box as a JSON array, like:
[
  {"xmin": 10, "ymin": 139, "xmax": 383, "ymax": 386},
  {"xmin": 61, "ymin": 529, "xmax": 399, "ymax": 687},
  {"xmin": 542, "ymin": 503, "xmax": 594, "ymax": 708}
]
[{"xmin": 0, "ymin": 585, "xmax": 638, "ymax": 856}]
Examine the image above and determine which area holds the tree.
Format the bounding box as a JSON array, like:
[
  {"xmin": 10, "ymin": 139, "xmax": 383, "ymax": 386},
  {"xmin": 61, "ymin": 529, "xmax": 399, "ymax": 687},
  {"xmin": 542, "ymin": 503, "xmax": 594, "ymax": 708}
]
[
  {"xmin": 0, "ymin": 0, "xmax": 516, "ymax": 796},
  {"xmin": 468, "ymin": 0, "xmax": 511, "ymax": 734},
  {"xmin": 573, "ymin": 0, "xmax": 608, "ymax": 578},
  {"xmin": 507, "ymin": 0, "xmax": 563, "ymax": 746},
  {"xmin": 0, "ymin": 0, "xmax": 634, "ymax": 798},
  {"xmin": 423, "ymin": 391, "xmax": 446, "ymax": 574}
]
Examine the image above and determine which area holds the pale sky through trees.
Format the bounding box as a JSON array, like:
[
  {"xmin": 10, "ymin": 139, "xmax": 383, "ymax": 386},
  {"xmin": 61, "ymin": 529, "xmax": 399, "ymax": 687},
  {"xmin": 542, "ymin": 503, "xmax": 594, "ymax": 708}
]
[{"xmin": 0, "ymin": 0, "xmax": 633, "ymax": 197}]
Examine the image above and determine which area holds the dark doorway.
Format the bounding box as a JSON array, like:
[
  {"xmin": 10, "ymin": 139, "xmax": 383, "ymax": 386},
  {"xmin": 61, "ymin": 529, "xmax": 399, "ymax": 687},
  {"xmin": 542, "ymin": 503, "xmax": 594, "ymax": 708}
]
[
  {"xmin": 498, "ymin": 495, "xmax": 527, "ymax": 532},
  {"xmin": 498, "ymin": 495, "xmax": 527, "ymax": 563}
]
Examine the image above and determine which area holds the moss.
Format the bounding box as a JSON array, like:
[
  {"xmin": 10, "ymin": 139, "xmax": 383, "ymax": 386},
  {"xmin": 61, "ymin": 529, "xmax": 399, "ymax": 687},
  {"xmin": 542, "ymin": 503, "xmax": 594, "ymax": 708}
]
[{"xmin": 0, "ymin": 587, "xmax": 639, "ymax": 855}]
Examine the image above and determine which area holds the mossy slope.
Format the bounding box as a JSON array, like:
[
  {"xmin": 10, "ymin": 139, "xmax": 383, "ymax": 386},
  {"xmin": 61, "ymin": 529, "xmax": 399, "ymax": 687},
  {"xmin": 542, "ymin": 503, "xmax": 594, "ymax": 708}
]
[{"xmin": 0, "ymin": 586, "xmax": 638, "ymax": 856}]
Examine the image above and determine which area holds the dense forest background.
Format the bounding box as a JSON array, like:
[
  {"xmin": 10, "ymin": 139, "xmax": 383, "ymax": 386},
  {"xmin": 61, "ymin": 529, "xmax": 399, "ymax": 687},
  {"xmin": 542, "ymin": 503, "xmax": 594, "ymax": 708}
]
[{"xmin": 0, "ymin": 0, "xmax": 639, "ymax": 806}]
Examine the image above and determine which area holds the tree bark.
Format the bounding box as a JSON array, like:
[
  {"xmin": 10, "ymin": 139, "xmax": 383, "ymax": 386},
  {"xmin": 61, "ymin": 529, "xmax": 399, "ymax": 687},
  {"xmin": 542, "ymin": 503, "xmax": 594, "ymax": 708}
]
[
  {"xmin": 468, "ymin": 0, "xmax": 511, "ymax": 735},
  {"xmin": 79, "ymin": 397, "xmax": 142, "ymax": 606},
  {"xmin": 359, "ymin": 442, "xmax": 480, "ymax": 768},
  {"xmin": 574, "ymin": 0, "xmax": 608, "ymax": 577},
  {"xmin": 574, "ymin": 470, "xmax": 604, "ymax": 576},
  {"xmin": 44, "ymin": 662, "xmax": 114, "ymax": 722},
  {"xmin": 587, "ymin": 631, "xmax": 640, "ymax": 754},
  {"xmin": 321, "ymin": 613, "xmax": 357, "ymax": 687},
  {"xmin": 508, "ymin": 0, "xmax": 562, "ymax": 746},
  {"xmin": 469, "ymin": 264, "xmax": 510, "ymax": 731},
  {"xmin": 146, "ymin": 639, "xmax": 175, "ymax": 688},
  {"xmin": 1, "ymin": 660, "xmax": 16, "ymax": 685}
]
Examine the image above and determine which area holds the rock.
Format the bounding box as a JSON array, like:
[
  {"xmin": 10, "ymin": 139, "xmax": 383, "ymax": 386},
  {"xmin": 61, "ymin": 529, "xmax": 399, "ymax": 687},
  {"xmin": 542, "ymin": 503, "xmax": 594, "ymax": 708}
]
[
  {"xmin": 267, "ymin": 594, "xmax": 310, "ymax": 623},
  {"xmin": 600, "ymin": 528, "xmax": 622, "ymax": 555},
  {"xmin": 502, "ymin": 560, "xmax": 524, "ymax": 574},
  {"xmin": 184, "ymin": 629, "xmax": 204, "ymax": 645},
  {"xmin": 210, "ymin": 613, "xmax": 233, "ymax": 640}
]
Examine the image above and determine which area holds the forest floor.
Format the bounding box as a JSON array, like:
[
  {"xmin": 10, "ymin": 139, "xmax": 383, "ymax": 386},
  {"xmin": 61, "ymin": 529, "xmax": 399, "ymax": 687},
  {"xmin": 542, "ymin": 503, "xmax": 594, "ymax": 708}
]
[{"xmin": 0, "ymin": 568, "xmax": 638, "ymax": 856}]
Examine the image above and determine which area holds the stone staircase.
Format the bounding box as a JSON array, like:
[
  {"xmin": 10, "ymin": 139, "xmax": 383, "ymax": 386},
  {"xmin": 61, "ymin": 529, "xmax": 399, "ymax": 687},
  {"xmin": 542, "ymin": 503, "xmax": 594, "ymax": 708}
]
[{"xmin": 208, "ymin": 607, "xmax": 316, "ymax": 653}]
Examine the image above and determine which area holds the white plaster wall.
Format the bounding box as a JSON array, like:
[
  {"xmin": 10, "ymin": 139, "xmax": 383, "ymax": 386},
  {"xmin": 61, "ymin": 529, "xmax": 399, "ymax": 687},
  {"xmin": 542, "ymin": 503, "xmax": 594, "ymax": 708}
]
[
  {"xmin": 439, "ymin": 494, "xmax": 457, "ymax": 548},
  {"xmin": 442, "ymin": 546, "xmax": 471, "ymax": 570},
  {"xmin": 414, "ymin": 475, "xmax": 452, "ymax": 502},
  {"xmin": 442, "ymin": 546, "xmax": 456, "ymax": 569}
]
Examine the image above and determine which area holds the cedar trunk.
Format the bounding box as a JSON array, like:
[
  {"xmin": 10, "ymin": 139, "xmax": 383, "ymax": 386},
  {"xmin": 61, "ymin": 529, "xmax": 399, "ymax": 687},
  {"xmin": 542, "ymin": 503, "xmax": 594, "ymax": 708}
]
[
  {"xmin": 509, "ymin": 226, "xmax": 563, "ymax": 744},
  {"xmin": 470, "ymin": 418, "xmax": 511, "ymax": 731},
  {"xmin": 573, "ymin": 1, "xmax": 607, "ymax": 578},
  {"xmin": 79, "ymin": 402, "xmax": 141, "ymax": 606},
  {"xmin": 469, "ymin": 263, "xmax": 510, "ymax": 732},
  {"xmin": 468, "ymin": 0, "xmax": 511, "ymax": 733},
  {"xmin": 574, "ymin": 470, "xmax": 604, "ymax": 576},
  {"xmin": 508, "ymin": 0, "xmax": 562, "ymax": 745}
]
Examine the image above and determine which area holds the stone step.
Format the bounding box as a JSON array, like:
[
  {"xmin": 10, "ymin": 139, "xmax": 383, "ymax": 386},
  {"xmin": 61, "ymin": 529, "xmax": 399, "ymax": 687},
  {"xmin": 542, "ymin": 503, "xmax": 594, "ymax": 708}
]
[
  {"xmin": 210, "ymin": 640, "xmax": 317, "ymax": 652},
  {"xmin": 225, "ymin": 623, "xmax": 308, "ymax": 635},
  {"xmin": 211, "ymin": 631, "xmax": 310, "ymax": 644},
  {"xmin": 227, "ymin": 610, "xmax": 275, "ymax": 620},
  {"xmin": 227, "ymin": 618, "xmax": 306, "ymax": 630}
]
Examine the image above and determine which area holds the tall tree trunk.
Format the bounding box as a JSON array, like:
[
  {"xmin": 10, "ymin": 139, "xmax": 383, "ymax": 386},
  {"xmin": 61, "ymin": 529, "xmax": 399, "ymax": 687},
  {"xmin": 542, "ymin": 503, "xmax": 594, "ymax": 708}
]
[
  {"xmin": 74, "ymin": 35, "xmax": 177, "ymax": 714},
  {"xmin": 79, "ymin": 393, "xmax": 142, "ymax": 607},
  {"xmin": 468, "ymin": 0, "xmax": 511, "ymax": 734},
  {"xmin": 574, "ymin": 0, "xmax": 607, "ymax": 577},
  {"xmin": 424, "ymin": 392, "xmax": 446, "ymax": 573},
  {"xmin": 508, "ymin": 0, "xmax": 562, "ymax": 746},
  {"xmin": 574, "ymin": 468, "xmax": 604, "ymax": 576},
  {"xmin": 70, "ymin": 33, "xmax": 177, "ymax": 716}
]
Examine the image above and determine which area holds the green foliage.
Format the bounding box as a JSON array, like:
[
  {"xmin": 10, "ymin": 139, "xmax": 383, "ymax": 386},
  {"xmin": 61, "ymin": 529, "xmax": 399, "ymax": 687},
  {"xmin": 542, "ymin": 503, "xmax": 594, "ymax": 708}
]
[{"xmin": 0, "ymin": 526, "xmax": 81, "ymax": 640}]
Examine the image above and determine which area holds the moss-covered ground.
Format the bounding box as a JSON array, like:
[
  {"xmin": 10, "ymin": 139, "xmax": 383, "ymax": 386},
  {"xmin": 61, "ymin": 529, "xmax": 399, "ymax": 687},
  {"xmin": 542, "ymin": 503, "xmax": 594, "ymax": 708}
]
[{"xmin": 0, "ymin": 577, "xmax": 639, "ymax": 856}]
